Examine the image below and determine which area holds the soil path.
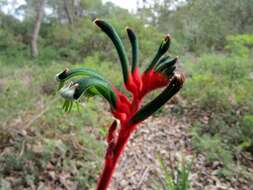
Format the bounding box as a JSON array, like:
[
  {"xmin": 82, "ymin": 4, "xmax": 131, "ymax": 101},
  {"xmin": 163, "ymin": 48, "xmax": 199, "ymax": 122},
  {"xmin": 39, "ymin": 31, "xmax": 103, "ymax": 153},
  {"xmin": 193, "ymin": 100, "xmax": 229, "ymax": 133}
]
[{"xmin": 109, "ymin": 105, "xmax": 251, "ymax": 190}]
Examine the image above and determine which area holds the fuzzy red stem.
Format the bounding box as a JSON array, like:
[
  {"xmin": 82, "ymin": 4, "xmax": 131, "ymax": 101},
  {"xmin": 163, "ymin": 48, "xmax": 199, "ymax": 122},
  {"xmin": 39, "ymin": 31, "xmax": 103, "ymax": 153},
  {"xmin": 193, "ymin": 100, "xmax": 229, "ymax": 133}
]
[
  {"xmin": 96, "ymin": 68, "xmax": 170, "ymax": 190},
  {"xmin": 96, "ymin": 125, "xmax": 132, "ymax": 190}
]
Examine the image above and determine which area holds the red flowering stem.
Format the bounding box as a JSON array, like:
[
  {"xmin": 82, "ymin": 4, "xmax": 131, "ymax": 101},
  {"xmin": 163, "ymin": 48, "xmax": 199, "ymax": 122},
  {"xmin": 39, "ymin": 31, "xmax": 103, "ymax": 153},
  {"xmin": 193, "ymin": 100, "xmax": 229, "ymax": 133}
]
[
  {"xmin": 96, "ymin": 72, "xmax": 143, "ymax": 190},
  {"xmin": 96, "ymin": 67, "xmax": 181, "ymax": 190},
  {"xmin": 96, "ymin": 123, "xmax": 134, "ymax": 190}
]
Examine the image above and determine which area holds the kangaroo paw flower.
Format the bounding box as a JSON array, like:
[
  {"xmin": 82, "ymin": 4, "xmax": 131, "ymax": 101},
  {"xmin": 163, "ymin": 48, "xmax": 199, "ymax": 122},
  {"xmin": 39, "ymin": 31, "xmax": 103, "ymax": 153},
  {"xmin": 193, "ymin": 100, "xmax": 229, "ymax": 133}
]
[{"xmin": 56, "ymin": 20, "xmax": 185, "ymax": 190}]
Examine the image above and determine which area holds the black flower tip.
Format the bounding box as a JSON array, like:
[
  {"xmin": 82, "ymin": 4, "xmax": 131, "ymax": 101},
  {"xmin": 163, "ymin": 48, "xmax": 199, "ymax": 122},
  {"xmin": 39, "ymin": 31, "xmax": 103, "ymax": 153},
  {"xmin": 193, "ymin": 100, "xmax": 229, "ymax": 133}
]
[{"xmin": 56, "ymin": 68, "xmax": 69, "ymax": 81}]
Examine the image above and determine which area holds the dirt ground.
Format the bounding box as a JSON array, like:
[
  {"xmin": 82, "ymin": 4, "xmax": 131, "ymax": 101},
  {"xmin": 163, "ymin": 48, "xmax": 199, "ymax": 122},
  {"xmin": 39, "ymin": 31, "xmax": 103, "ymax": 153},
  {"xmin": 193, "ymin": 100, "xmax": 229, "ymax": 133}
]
[{"xmin": 109, "ymin": 105, "xmax": 252, "ymax": 190}]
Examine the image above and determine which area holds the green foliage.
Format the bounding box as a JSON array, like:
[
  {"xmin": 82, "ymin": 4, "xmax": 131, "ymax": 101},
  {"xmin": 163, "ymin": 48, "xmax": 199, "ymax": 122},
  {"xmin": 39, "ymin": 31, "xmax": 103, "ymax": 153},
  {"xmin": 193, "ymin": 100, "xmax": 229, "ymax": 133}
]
[
  {"xmin": 189, "ymin": 111, "xmax": 253, "ymax": 179},
  {"xmin": 183, "ymin": 55, "xmax": 246, "ymax": 111},
  {"xmin": 225, "ymin": 34, "xmax": 253, "ymax": 57},
  {"xmin": 191, "ymin": 123, "xmax": 233, "ymax": 164},
  {"xmin": 0, "ymin": 27, "xmax": 27, "ymax": 58},
  {"xmin": 140, "ymin": 0, "xmax": 253, "ymax": 53},
  {"xmin": 0, "ymin": 137, "xmax": 101, "ymax": 189},
  {"xmin": 0, "ymin": 61, "xmax": 113, "ymax": 189},
  {"xmin": 190, "ymin": 121, "xmax": 249, "ymax": 179},
  {"xmin": 240, "ymin": 115, "xmax": 253, "ymax": 150},
  {"xmin": 0, "ymin": 13, "xmax": 31, "ymax": 61},
  {"xmin": 182, "ymin": 51, "xmax": 253, "ymax": 179},
  {"xmin": 182, "ymin": 53, "xmax": 252, "ymax": 112},
  {"xmin": 154, "ymin": 159, "xmax": 191, "ymax": 190},
  {"xmin": 1, "ymin": 2, "xmax": 163, "ymax": 66}
]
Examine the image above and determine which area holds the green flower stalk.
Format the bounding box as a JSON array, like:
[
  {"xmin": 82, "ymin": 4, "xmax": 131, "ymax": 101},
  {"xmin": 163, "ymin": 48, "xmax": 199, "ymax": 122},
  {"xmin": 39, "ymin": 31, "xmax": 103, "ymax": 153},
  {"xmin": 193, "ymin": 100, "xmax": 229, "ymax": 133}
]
[{"xmin": 55, "ymin": 19, "xmax": 185, "ymax": 190}]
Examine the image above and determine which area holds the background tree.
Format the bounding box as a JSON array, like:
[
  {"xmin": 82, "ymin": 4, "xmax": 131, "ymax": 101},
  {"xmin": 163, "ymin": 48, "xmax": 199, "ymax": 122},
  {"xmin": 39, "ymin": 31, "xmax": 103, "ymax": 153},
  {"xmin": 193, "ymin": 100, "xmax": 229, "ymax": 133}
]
[
  {"xmin": 137, "ymin": 0, "xmax": 253, "ymax": 52},
  {"xmin": 31, "ymin": 0, "xmax": 45, "ymax": 57}
]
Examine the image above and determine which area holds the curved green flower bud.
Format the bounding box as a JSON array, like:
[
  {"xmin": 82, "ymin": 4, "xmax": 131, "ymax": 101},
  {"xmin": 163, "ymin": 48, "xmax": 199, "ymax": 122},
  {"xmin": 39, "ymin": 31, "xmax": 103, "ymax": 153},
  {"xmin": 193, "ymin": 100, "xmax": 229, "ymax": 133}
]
[
  {"xmin": 162, "ymin": 66, "xmax": 176, "ymax": 78},
  {"xmin": 126, "ymin": 27, "xmax": 139, "ymax": 73},
  {"xmin": 156, "ymin": 55, "xmax": 171, "ymax": 65},
  {"xmin": 94, "ymin": 19, "xmax": 129, "ymax": 83},
  {"xmin": 56, "ymin": 67, "xmax": 106, "ymax": 90},
  {"xmin": 60, "ymin": 77, "xmax": 117, "ymax": 109},
  {"xmin": 159, "ymin": 34, "xmax": 171, "ymax": 55},
  {"xmin": 155, "ymin": 57, "xmax": 178, "ymax": 73},
  {"xmin": 145, "ymin": 34, "xmax": 171, "ymax": 72}
]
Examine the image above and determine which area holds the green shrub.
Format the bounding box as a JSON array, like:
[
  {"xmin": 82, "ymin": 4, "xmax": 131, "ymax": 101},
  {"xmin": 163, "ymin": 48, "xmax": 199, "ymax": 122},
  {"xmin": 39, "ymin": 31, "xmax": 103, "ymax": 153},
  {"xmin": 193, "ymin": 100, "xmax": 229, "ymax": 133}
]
[
  {"xmin": 182, "ymin": 53, "xmax": 251, "ymax": 112},
  {"xmin": 192, "ymin": 125, "xmax": 233, "ymax": 163},
  {"xmin": 0, "ymin": 61, "xmax": 108, "ymax": 189},
  {"xmin": 240, "ymin": 115, "xmax": 253, "ymax": 151},
  {"xmin": 191, "ymin": 123, "xmax": 235, "ymax": 177},
  {"xmin": 38, "ymin": 16, "xmax": 165, "ymax": 65},
  {"xmin": 225, "ymin": 34, "xmax": 253, "ymax": 57},
  {"xmin": 183, "ymin": 52, "xmax": 253, "ymax": 180}
]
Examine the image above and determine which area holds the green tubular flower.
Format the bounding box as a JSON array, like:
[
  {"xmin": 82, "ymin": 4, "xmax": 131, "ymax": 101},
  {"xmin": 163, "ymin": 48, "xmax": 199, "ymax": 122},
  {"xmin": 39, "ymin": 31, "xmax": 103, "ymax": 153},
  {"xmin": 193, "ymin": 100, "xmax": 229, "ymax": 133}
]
[
  {"xmin": 72, "ymin": 78, "xmax": 117, "ymax": 108},
  {"xmin": 154, "ymin": 57, "xmax": 178, "ymax": 78},
  {"xmin": 126, "ymin": 27, "xmax": 139, "ymax": 73},
  {"xmin": 56, "ymin": 68, "xmax": 117, "ymax": 111},
  {"xmin": 56, "ymin": 68, "xmax": 106, "ymax": 90},
  {"xmin": 157, "ymin": 55, "xmax": 171, "ymax": 65},
  {"xmin": 94, "ymin": 19, "xmax": 129, "ymax": 83},
  {"xmin": 155, "ymin": 57, "xmax": 177, "ymax": 72},
  {"xmin": 145, "ymin": 34, "xmax": 171, "ymax": 72}
]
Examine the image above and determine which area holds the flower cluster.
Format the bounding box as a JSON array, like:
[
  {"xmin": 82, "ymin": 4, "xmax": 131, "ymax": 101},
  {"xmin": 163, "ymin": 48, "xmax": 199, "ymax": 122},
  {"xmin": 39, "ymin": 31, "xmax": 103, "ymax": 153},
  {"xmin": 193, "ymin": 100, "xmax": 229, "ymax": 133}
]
[{"xmin": 56, "ymin": 19, "xmax": 185, "ymax": 190}]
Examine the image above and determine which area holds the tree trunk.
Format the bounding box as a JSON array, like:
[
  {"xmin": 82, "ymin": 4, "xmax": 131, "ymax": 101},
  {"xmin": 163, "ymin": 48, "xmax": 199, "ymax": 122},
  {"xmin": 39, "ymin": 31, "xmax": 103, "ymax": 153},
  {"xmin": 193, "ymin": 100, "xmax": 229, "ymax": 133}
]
[
  {"xmin": 63, "ymin": 0, "xmax": 73, "ymax": 25},
  {"xmin": 73, "ymin": 0, "xmax": 82, "ymax": 19},
  {"xmin": 31, "ymin": 0, "xmax": 45, "ymax": 58}
]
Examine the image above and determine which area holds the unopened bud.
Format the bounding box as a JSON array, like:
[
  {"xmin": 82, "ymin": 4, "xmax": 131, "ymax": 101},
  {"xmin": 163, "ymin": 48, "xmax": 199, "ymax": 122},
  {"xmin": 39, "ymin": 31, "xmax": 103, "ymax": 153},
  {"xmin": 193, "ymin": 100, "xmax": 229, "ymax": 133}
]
[
  {"xmin": 159, "ymin": 34, "xmax": 171, "ymax": 55},
  {"xmin": 56, "ymin": 68, "xmax": 69, "ymax": 81}
]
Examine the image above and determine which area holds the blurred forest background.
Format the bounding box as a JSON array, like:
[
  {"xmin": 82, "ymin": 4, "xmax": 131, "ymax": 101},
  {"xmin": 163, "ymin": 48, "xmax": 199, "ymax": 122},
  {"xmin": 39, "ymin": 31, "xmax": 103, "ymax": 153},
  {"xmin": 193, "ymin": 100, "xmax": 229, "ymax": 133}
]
[{"xmin": 0, "ymin": 0, "xmax": 253, "ymax": 189}]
